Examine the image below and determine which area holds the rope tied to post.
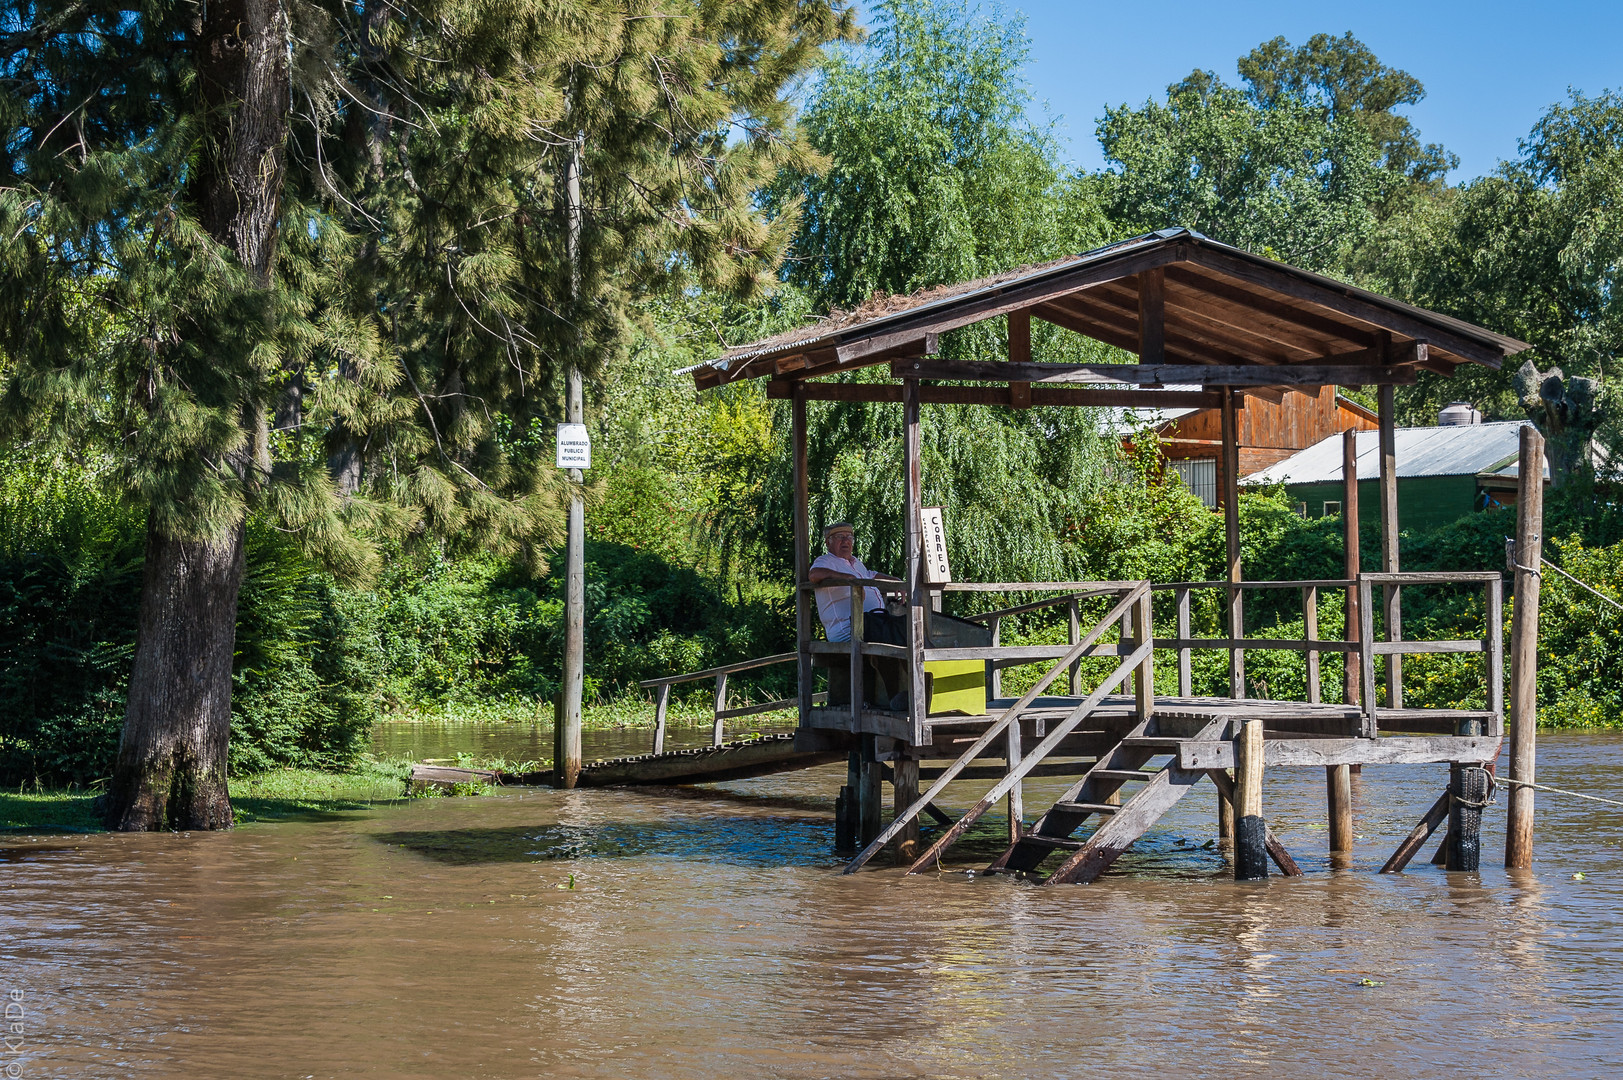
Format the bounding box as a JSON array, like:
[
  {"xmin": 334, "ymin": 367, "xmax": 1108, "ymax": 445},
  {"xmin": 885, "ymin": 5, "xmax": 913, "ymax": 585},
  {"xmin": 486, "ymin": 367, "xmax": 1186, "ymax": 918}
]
[
  {"xmin": 1450, "ymin": 766, "xmax": 1496, "ymax": 810},
  {"xmin": 1497, "ymin": 774, "xmax": 1623, "ymax": 809}
]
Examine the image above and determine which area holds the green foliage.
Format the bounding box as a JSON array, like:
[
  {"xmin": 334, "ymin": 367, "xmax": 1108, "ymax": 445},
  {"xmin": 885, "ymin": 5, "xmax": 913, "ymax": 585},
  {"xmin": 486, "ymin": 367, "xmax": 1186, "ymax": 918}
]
[{"xmin": 1098, "ymin": 73, "xmax": 1380, "ymax": 274}]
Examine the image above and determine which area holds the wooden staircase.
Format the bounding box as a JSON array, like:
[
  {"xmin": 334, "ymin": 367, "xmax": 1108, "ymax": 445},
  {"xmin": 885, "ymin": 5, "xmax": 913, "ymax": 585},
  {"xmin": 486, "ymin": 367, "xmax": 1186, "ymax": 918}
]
[{"xmin": 987, "ymin": 717, "xmax": 1227, "ymax": 884}]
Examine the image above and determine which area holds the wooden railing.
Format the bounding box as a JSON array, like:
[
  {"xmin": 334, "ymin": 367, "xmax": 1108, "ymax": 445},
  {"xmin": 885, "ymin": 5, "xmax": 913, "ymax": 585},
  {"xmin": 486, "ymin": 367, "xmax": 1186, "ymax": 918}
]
[
  {"xmin": 636, "ymin": 653, "xmax": 821, "ymax": 755},
  {"xmin": 640, "ymin": 571, "xmax": 1503, "ymax": 752}
]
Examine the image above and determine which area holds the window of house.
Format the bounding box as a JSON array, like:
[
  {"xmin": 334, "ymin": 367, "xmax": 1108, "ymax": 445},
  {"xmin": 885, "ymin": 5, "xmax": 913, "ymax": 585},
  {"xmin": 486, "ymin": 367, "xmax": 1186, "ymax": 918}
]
[
  {"xmin": 1323, "ymin": 500, "xmax": 1342, "ymax": 517},
  {"xmin": 1295, "ymin": 501, "xmax": 1308, "ymax": 517},
  {"xmin": 1167, "ymin": 458, "xmax": 1217, "ymax": 507}
]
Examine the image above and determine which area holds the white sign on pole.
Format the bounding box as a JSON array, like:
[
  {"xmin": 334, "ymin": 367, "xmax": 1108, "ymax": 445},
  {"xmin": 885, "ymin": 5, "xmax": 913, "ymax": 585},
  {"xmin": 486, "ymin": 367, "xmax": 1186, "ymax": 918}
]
[
  {"xmin": 920, "ymin": 507, "xmax": 952, "ymax": 584},
  {"xmin": 556, "ymin": 423, "xmax": 591, "ymax": 469}
]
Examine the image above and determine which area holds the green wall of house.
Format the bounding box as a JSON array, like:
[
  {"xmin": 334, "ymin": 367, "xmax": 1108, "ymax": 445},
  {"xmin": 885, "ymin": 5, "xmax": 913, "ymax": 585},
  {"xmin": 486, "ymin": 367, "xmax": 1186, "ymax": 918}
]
[{"xmin": 1282, "ymin": 476, "xmax": 1481, "ymax": 533}]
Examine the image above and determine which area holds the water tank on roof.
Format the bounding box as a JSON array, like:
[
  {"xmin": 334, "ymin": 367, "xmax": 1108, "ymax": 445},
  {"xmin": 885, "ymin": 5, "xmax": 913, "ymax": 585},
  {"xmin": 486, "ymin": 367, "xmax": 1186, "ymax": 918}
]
[{"xmin": 1438, "ymin": 401, "xmax": 1481, "ymax": 426}]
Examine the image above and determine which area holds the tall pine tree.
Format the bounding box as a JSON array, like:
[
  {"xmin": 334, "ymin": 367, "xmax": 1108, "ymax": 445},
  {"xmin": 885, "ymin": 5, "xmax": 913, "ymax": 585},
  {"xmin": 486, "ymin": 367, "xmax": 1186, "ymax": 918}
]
[{"xmin": 0, "ymin": 0, "xmax": 853, "ymax": 828}]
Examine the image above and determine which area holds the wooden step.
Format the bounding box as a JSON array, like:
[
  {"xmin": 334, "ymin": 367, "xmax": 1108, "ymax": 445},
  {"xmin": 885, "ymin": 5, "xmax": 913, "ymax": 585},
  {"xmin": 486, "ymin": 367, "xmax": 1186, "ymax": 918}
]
[
  {"xmin": 1052, "ymin": 801, "xmax": 1121, "ymax": 816},
  {"xmin": 1018, "ymin": 834, "xmax": 1086, "ymax": 850},
  {"xmin": 1090, "ymin": 768, "xmax": 1158, "ymax": 782},
  {"xmin": 1118, "ymin": 736, "xmax": 1184, "ymax": 748}
]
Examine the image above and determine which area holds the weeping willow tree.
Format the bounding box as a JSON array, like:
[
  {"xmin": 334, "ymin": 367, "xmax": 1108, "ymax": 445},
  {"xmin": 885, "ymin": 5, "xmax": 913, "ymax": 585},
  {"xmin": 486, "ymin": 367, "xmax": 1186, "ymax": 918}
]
[{"xmin": 711, "ymin": 0, "xmax": 1117, "ymax": 590}]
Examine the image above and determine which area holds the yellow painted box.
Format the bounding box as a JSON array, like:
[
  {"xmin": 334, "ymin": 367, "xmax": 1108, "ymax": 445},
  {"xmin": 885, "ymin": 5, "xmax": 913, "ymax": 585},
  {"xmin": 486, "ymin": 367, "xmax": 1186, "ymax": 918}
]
[{"xmin": 925, "ymin": 659, "xmax": 986, "ymax": 716}]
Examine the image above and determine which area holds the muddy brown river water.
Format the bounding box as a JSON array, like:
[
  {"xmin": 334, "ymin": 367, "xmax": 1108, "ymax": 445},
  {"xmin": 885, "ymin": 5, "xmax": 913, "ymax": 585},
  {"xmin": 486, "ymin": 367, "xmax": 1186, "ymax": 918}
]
[{"xmin": 3, "ymin": 726, "xmax": 1622, "ymax": 1079}]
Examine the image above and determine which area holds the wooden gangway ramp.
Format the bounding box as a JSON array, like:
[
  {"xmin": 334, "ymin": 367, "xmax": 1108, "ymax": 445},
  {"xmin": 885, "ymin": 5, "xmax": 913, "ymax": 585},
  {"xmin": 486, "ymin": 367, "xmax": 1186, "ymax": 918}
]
[{"xmin": 409, "ymin": 733, "xmax": 845, "ymax": 791}]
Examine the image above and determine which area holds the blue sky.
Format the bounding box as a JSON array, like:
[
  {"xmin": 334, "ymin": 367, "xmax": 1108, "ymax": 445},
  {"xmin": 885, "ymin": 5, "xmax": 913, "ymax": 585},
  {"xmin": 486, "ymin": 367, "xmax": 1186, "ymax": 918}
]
[{"xmin": 998, "ymin": 1, "xmax": 1622, "ymax": 181}]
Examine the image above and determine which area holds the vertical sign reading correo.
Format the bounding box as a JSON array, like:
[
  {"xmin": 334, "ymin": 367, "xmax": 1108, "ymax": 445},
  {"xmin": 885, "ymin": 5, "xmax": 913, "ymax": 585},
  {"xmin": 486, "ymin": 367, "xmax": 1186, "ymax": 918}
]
[
  {"xmin": 920, "ymin": 507, "xmax": 952, "ymax": 584},
  {"xmin": 556, "ymin": 423, "xmax": 591, "ymax": 469}
]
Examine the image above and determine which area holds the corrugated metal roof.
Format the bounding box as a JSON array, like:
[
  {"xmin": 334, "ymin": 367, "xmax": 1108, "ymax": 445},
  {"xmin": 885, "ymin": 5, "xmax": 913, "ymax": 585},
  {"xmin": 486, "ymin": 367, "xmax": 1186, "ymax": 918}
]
[{"xmin": 1241, "ymin": 422, "xmax": 1544, "ymax": 484}]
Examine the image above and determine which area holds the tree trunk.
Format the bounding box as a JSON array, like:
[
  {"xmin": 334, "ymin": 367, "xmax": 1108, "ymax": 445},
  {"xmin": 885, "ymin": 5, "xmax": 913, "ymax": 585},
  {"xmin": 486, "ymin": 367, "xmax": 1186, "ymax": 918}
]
[
  {"xmin": 103, "ymin": 523, "xmax": 246, "ymax": 830},
  {"xmin": 104, "ymin": 0, "xmax": 288, "ymax": 829}
]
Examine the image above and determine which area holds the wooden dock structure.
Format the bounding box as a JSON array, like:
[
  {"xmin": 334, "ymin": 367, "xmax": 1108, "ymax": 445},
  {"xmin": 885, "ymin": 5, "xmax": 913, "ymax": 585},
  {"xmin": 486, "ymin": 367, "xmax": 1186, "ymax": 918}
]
[{"xmin": 602, "ymin": 230, "xmax": 1542, "ymax": 882}]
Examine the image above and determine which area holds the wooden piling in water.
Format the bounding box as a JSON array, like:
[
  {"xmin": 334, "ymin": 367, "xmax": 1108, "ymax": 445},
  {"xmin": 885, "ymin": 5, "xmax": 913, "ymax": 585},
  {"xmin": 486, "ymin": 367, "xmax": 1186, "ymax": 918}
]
[
  {"xmin": 859, "ymin": 734, "xmax": 883, "ymax": 847},
  {"xmin": 1506, "ymin": 424, "xmax": 1544, "ymax": 869},
  {"xmin": 1327, "ymin": 764, "xmax": 1354, "ymax": 855},
  {"xmin": 893, "ymin": 756, "xmax": 920, "ymax": 864},
  {"xmin": 1234, "ymin": 719, "xmax": 1267, "ymax": 881}
]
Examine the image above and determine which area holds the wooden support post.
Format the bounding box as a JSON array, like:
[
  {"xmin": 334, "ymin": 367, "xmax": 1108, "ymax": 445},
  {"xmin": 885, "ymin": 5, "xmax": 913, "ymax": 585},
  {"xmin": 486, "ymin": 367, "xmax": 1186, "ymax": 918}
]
[
  {"xmin": 1343, "ymin": 428, "xmax": 1362, "ymax": 707},
  {"xmin": 1217, "ymin": 775, "xmax": 1234, "ymax": 848},
  {"xmin": 1005, "ymin": 717, "xmax": 1024, "ymax": 842},
  {"xmin": 903, "ymin": 377, "xmax": 927, "ymax": 743},
  {"xmin": 1175, "ymin": 587, "xmax": 1192, "ymax": 697},
  {"xmin": 1380, "ymin": 789, "xmax": 1450, "ymax": 873},
  {"xmin": 653, "ymin": 683, "xmax": 670, "ymax": 755},
  {"xmin": 1068, "ymin": 598, "xmax": 1082, "ymax": 697},
  {"xmin": 1234, "ymin": 718, "xmax": 1267, "ymax": 880},
  {"xmin": 835, "ymin": 750, "xmax": 860, "ymax": 853},
  {"xmin": 1138, "ymin": 268, "xmax": 1165, "ymax": 365},
  {"xmin": 712, "ymin": 672, "xmax": 728, "ymax": 746},
  {"xmin": 989, "ymin": 616, "xmax": 1002, "ymax": 699},
  {"xmin": 1132, "ymin": 587, "xmax": 1155, "ymax": 719},
  {"xmin": 1008, "ymin": 310, "xmax": 1032, "ymax": 409},
  {"xmin": 793, "ymin": 385, "xmax": 812, "ymax": 723},
  {"xmin": 1220, "ymin": 387, "xmax": 1244, "ymax": 699},
  {"xmin": 859, "ymin": 734, "xmax": 883, "ymax": 847},
  {"xmin": 893, "ymin": 755, "xmax": 921, "ymax": 863},
  {"xmin": 1507, "ymin": 425, "xmax": 1545, "ymax": 868},
  {"xmin": 1303, "ymin": 585, "xmax": 1320, "ymax": 704},
  {"xmin": 848, "ymin": 586, "xmax": 864, "ymax": 725},
  {"xmin": 1327, "ymin": 764, "xmax": 1353, "ymax": 855},
  {"xmin": 1358, "ymin": 576, "xmax": 1378, "ymax": 737},
  {"xmin": 1378, "ymin": 383, "xmax": 1402, "ymax": 708}
]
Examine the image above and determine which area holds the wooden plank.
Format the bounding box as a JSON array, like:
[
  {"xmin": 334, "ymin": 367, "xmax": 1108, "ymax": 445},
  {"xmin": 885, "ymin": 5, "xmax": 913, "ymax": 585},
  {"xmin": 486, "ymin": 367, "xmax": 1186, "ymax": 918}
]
[
  {"xmin": 1379, "ymin": 383, "xmax": 1402, "ymax": 710},
  {"xmin": 1380, "ymin": 789, "xmax": 1451, "ymax": 873},
  {"xmin": 844, "ymin": 585, "xmax": 1152, "ymax": 874},
  {"xmin": 1507, "ymin": 424, "xmax": 1545, "ymax": 868},
  {"xmin": 836, "ymin": 329, "xmax": 939, "ymax": 365},
  {"xmin": 923, "ymin": 644, "xmax": 1132, "ymax": 662},
  {"xmin": 902, "ymin": 639, "xmax": 1154, "ymax": 874},
  {"xmin": 1138, "ymin": 268, "xmax": 1165, "ymax": 364},
  {"xmin": 1486, "ymin": 574, "xmax": 1504, "ymax": 736},
  {"xmin": 1184, "ymin": 246, "xmax": 1511, "ymax": 369},
  {"xmin": 1343, "ymin": 428, "xmax": 1361, "ymax": 708},
  {"xmin": 1155, "ymin": 637, "xmax": 1357, "ymax": 652},
  {"xmin": 1152, "ymin": 578, "xmax": 1357, "ymax": 591},
  {"xmin": 1221, "ymin": 387, "xmax": 1244, "ymax": 699},
  {"xmin": 1359, "ymin": 571, "xmax": 1503, "ymax": 584},
  {"xmin": 1304, "ymin": 586, "xmax": 1321, "ymax": 704},
  {"xmin": 715, "ymin": 694, "xmax": 828, "ymax": 721},
  {"xmin": 793, "ymin": 385, "xmax": 813, "ymax": 724},
  {"xmin": 1009, "ymin": 309, "xmax": 1032, "ymax": 409},
  {"xmin": 712, "ymin": 672, "xmax": 728, "ymax": 746},
  {"xmin": 904, "ymin": 377, "xmax": 927, "ymax": 744},
  {"xmin": 1164, "ymin": 264, "xmax": 1381, "ymax": 349},
  {"xmin": 1327, "ymin": 762, "xmax": 1353, "ymax": 854},
  {"xmin": 653, "ymin": 683, "xmax": 670, "ymax": 755},
  {"xmin": 1068, "ymin": 598, "xmax": 1083, "ymax": 697},
  {"xmin": 893, "ymin": 756, "xmax": 921, "ymax": 863},
  {"xmin": 1041, "ymin": 765, "xmax": 1209, "ymax": 885},
  {"xmin": 1044, "ymin": 291, "xmax": 1260, "ymax": 369},
  {"xmin": 1133, "ymin": 588, "xmax": 1155, "ymax": 721},
  {"xmin": 889, "ymin": 359, "xmax": 1410, "ymax": 387},
  {"xmin": 765, "ymin": 379, "xmax": 1222, "ymax": 410},
  {"xmin": 576, "ymin": 738, "xmax": 845, "ymax": 788},
  {"xmin": 1371, "ymin": 639, "xmax": 1485, "ymax": 655},
  {"xmin": 1163, "ymin": 273, "xmax": 1360, "ymax": 355},
  {"xmin": 639, "ymin": 652, "xmax": 797, "ymax": 688},
  {"xmin": 1179, "ymin": 735, "xmax": 1502, "ymax": 769},
  {"xmin": 1175, "ymin": 587, "xmax": 1193, "ymax": 697}
]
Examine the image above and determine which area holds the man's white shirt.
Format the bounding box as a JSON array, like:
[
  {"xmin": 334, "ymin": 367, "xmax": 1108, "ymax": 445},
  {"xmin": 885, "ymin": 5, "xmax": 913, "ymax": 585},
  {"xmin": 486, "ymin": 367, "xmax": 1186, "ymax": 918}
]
[{"xmin": 812, "ymin": 553, "xmax": 884, "ymax": 642}]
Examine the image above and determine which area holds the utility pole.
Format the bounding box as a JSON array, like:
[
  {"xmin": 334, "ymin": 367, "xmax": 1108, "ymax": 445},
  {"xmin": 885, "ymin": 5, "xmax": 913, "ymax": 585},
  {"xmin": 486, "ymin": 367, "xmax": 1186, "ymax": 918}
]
[{"xmin": 555, "ymin": 131, "xmax": 585, "ymax": 790}]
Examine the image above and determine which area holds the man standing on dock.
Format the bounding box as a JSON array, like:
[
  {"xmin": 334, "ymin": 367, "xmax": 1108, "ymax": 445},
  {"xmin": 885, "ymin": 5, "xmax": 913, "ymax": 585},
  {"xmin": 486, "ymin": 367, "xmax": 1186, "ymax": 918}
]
[{"xmin": 809, "ymin": 522, "xmax": 907, "ymax": 704}]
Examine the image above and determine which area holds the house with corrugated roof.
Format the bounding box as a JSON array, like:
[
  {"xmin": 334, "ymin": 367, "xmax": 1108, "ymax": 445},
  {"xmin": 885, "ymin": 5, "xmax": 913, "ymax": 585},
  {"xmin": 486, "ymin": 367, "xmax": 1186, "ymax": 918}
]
[{"xmin": 1241, "ymin": 416, "xmax": 1550, "ymax": 531}]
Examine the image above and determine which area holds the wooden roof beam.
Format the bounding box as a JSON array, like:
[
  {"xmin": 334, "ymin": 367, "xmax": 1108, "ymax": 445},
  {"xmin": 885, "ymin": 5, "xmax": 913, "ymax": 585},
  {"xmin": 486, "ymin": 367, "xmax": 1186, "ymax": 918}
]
[
  {"xmin": 1049, "ymin": 292, "xmax": 1261, "ymax": 369},
  {"xmin": 1094, "ymin": 279, "xmax": 1329, "ymax": 364},
  {"xmin": 1165, "ymin": 264, "xmax": 1383, "ymax": 348},
  {"xmin": 888, "ymin": 359, "xmax": 1417, "ymax": 387},
  {"xmin": 1183, "ymin": 248, "xmax": 1508, "ymax": 368},
  {"xmin": 765, "ymin": 378, "xmax": 1223, "ymax": 409},
  {"xmin": 1138, "ymin": 269, "xmax": 1165, "ymax": 364}
]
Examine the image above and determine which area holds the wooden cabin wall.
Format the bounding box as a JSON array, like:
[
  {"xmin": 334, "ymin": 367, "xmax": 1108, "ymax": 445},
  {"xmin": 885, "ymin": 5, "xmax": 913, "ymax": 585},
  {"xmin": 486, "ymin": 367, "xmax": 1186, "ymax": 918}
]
[{"xmin": 1156, "ymin": 387, "xmax": 1379, "ymax": 507}]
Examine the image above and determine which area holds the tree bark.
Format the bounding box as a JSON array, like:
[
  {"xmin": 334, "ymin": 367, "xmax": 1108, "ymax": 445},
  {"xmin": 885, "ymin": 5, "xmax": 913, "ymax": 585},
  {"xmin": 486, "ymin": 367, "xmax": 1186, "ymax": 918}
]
[
  {"xmin": 104, "ymin": 0, "xmax": 288, "ymax": 830},
  {"xmin": 104, "ymin": 523, "xmax": 246, "ymax": 830}
]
